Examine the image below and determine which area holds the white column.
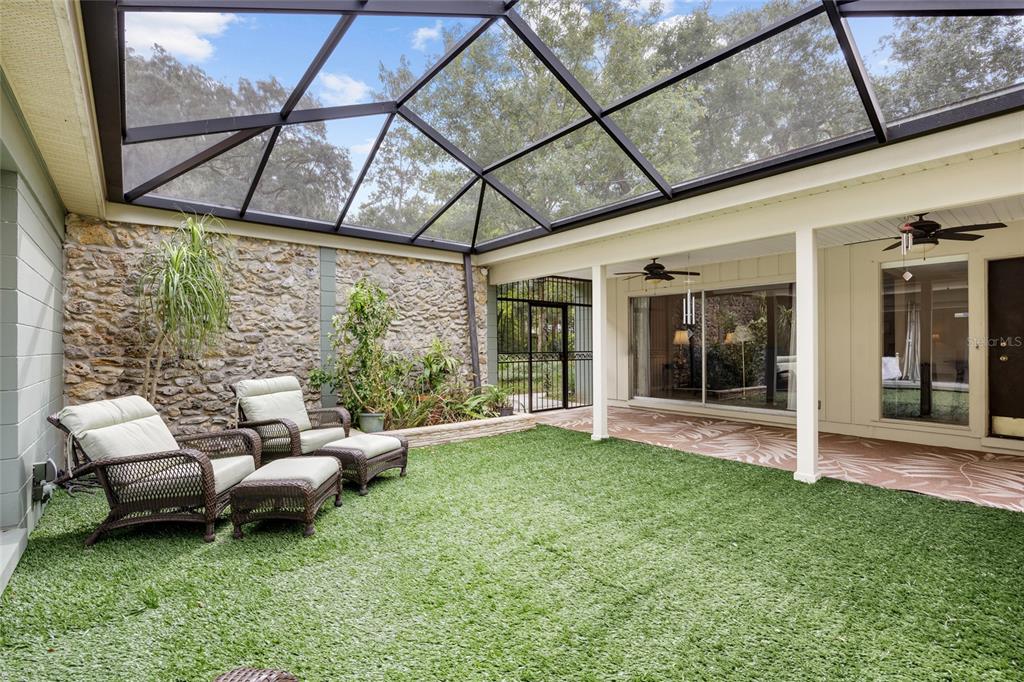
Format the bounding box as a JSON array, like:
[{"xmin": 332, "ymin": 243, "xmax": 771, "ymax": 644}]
[
  {"xmin": 794, "ymin": 226, "xmax": 820, "ymax": 483},
  {"xmin": 591, "ymin": 264, "xmax": 609, "ymax": 441}
]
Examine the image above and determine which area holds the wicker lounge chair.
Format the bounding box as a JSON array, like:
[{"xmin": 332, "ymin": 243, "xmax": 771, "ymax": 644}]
[
  {"xmin": 231, "ymin": 376, "xmax": 351, "ymax": 461},
  {"xmin": 232, "ymin": 374, "xmax": 356, "ymax": 458},
  {"xmin": 49, "ymin": 396, "xmax": 261, "ymax": 545},
  {"xmin": 231, "ymin": 376, "xmax": 408, "ymax": 494}
]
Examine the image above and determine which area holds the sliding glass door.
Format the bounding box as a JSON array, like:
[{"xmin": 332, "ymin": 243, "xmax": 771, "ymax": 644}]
[
  {"xmin": 630, "ymin": 283, "xmax": 795, "ymax": 412},
  {"xmin": 630, "ymin": 293, "xmax": 703, "ymax": 401}
]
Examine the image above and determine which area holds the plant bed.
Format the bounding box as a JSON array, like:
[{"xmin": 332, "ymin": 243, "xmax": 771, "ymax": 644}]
[{"xmin": 385, "ymin": 413, "xmax": 535, "ymax": 448}]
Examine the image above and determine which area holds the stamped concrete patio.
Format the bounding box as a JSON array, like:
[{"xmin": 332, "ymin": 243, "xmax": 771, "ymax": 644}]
[{"xmin": 537, "ymin": 407, "xmax": 1024, "ymax": 512}]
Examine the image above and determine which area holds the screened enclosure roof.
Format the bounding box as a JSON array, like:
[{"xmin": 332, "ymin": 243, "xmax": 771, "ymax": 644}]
[{"xmin": 83, "ymin": 0, "xmax": 1024, "ymax": 254}]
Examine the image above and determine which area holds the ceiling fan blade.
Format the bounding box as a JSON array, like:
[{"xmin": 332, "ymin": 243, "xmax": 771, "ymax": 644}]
[
  {"xmin": 621, "ymin": 274, "xmax": 645, "ymax": 281},
  {"xmin": 937, "ymin": 222, "xmax": 1006, "ymax": 235},
  {"xmin": 613, "ymin": 271, "xmax": 644, "ymax": 276},
  {"xmin": 937, "ymin": 232, "xmax": 983, "ymax": 241},
  {"xmin": 845, "ymin": 237, "xmax": 897, "ymax": 246},
  {"xmin": 882, "ymin": 241, "xmax": 903, "ymax": 251},
  {"xmin": 664, "ymin": 270, "xmax": 701, "ymax": 276}
]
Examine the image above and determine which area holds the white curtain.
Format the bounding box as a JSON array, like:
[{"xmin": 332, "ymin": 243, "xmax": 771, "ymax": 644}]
[
  {"xmin": 632, "ymin": 298, "xmax": 651, "ymax": 396},
  {"xmin": 902, "ymin": 304, "xmax": 920, "ymax": 381}
]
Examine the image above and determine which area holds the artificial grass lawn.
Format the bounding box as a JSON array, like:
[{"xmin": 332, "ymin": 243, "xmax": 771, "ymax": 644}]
[{"xmin": 2, "ymin": 426, "xmax": 1023, "ymax": 681}]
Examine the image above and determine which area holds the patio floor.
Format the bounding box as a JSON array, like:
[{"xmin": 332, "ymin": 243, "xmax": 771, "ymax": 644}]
[{"xmin": 537, "ymin": 407, "xmax": 1024, "ymax": 512}]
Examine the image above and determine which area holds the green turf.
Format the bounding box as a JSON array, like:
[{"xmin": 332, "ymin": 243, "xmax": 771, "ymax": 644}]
[{"xmin": 2, "ymin": 426, "xmax": 1022, "ymax": 681}]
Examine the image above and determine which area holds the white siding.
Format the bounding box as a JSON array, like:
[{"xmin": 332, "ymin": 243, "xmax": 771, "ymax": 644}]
[{"xmin": 1, "ymin": 76, "xmax": 66, "ymax": 594}]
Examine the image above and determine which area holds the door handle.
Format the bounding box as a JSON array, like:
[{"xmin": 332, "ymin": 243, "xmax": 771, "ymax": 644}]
[{"xmin": 999, "ymin": 355, "xmax": 1009, "ymax": 362}]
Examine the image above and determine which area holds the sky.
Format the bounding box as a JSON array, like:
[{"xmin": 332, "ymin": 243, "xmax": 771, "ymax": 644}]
[
  {"xmin": 123, "ymin": 4, "xmax": 899, "ymax": 196},
  {"xmin": 125, "ymin": 11, "xmax": 477, "ymax": 171}
]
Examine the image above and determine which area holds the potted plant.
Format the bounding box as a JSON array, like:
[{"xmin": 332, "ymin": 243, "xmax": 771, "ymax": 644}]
[
  {"xmin": 481, "ymin": 383, "xmax": 514, "ymax": 417},
  {"xmin": 137, "ymin": 214, "xmax": 230, "ymax": 403},
  {"xmin": 311, "ymin": 279, "xmax": 397, "ymax": 433}
]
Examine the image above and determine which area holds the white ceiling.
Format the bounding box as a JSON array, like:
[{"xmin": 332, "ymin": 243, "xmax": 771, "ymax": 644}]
[{"xmin": 558, "ymin": 195, "xmax": 1024, "ymax": 279}]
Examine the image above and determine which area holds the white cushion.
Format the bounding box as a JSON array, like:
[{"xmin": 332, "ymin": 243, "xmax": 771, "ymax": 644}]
[
  {"xmin": 58, "ymin": 396, "xmax": 179, "ymax": 461},
  {"xmin": 235, "ymin": 376, "xmax": 312, "ymax": 432},
  {"xmin": 121, "ymin": 454, "xmax": 255, "ymax": 500},
  {"xmin": 243, "ymin": 456, "xmax": 339, "ymax": 488},
  {"xmin": 211, "ymin": 455, "xmax": 257, "ymax": 494},
  {"xmin": 298, "ymin": 427, "xmax": 349, "ymax": 454},
  {"xmin": 324, "ymin": 433, "xmax": 403, "ymax": 458}
]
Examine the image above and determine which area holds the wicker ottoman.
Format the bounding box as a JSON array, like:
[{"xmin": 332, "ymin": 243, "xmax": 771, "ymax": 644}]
[
  {"xmin": 230, "ymin": 457, "xmax": 341, "ymax": 538},
  {"xmin": 315, "ymin": 433, "xmax": 408, "ymax": 496},
  {"xmin": 214, "ymin": 668, "xmax": 298, "ymax": 681}
]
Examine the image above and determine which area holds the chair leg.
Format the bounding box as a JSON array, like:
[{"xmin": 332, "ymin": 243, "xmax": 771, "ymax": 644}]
[
  {"xmin": 334, "ymin": 478, "xmax": 343, "ymax": 507},
  {"xmin": 358, "ymin": 483, "xmax": 369, "ymax": 496},
  {"xmin": 232, "ymin": 523, "xmax": 244, "ymax": 540},
  {"xmin": 84, "ymin": 526, "xmax": 106, "ymax": 547},
  {"xmin": 303, "ymin": 523, "xmax": 316, "ymax": 537},
  {"xmin": 203, "ymin": 520, "xmax": 216, "ymax": 543},
  {"xmin": 84, "ymin": 512, "xmax": 116, "ymax": 547}
]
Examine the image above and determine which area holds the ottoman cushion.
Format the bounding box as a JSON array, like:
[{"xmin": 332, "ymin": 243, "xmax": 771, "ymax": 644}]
[
  {"xmin": 325, "ymin": 433, "xmax": 403, "ymax": 458},
  {"xmin": 298, "ymin": 426, "xmax": 349, "ymax": 454},
  {"xmin": 244, "ymin": 456, "xmax": 339, "ymax": 488}
]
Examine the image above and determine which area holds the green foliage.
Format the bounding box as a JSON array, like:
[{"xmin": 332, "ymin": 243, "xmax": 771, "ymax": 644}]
[
  {"xmin": 481, "ymin": 383, "xmax": 513, "ymax": 412},
  {"xmin": 136, "ymin": 214, "xmax": 231, "ymax": 402},
  {"xmin": 124, "ymin": 46, "xmax": 351, "ymax": 219},
  {"xmin": 4, "ymin": 428, "xmax": 1024, "ymax": 680},
  {"xmin": 122, "ymin": 6, "xmax": 1020, "ymax": 241},
  {"xmin": 311, "ymin": 279, "xmax": 496, "ymax": 428},
  {"xmin": 311, "ymin": 279, "xmax": 399, "ymax": 415}
]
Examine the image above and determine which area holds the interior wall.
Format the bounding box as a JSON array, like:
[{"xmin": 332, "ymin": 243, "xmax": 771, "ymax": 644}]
[{"xmin": 1, "ymin": 73, "xmax": 66, "ymax": 593}]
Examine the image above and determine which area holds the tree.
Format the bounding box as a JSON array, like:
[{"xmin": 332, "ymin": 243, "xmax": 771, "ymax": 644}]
[
  {"xmin": 870, "ymin": 15, "xmax": 1024, "ymax": 120},
  {"xmin": 137, "ymin": 215, "xmax": 231, "ymax": 404},
  {"xmin": 122, "ymin": 6, "xmax": 1022, "ymax": 240},
  {"xmin": 124, "ymin": 46, "xmax": 351, "ymax": 220}
]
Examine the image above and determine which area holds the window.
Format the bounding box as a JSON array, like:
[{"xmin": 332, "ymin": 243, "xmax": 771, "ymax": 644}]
[
  {"xmin": 630, "ymin": 293, "xmax": 703, "ymax": 402},
  {"xmin": 630, "ymin": 282, "xmax": 794, "ymax": 411},
  {"xmin": 705, "ymin": 284, "xmax": 794, "ymax": 410},
  {"xmin": 881, "ymin": 259, "xmax": 969, "ymax": 425}
]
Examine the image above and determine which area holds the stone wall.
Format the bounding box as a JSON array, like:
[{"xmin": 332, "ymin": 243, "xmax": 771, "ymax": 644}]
[
  {"xmin": 62, "ymin": 216, "xmax": 489, "ymax": 434},
  {"xmin": 63, "ymin": 215, "xmax": 320, "ymax": 433},
  {"xmin": 335, "ymin": 250, "xmax": 488, "ymax": 382}
]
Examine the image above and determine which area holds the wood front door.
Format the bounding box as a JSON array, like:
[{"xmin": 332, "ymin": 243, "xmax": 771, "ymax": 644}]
[{"xmin": 989, "ymin": 257, "xmax": 1024, "ymax": 438}]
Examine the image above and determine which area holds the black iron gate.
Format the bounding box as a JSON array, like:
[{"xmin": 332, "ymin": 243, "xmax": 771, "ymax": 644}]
[{"xmin": 496, "ymin": 277, "xmax": 592, "ymax": 413}]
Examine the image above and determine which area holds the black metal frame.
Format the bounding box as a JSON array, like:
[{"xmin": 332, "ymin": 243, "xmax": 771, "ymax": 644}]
[
  {"xmin": 85, "ymin": 0, "xmax": 1024, "ymax": 254},
  {"xmin": 496, "ymin": 276, "xmax": 593, "ymax": 413}
]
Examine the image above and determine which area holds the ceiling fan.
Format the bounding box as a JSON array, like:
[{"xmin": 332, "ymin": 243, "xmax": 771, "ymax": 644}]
[
  {"xmin": 880, "ymin": 213, "xmax": 1006, "ymax": 251},
  {"xmin": 614, "ymin": 258, "xmax": 700, "ymax": 282}
]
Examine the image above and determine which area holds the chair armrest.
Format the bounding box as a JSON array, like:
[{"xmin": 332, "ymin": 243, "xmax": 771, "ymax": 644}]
[
  {"xmin": 237, "ymin": 418, "xmax": 301, "ymax": 458},
  {"xmin": 93, "ymin": 449, "xmax": 216, "ymax": 510},
  {"xmin": 178, "ymin": 428, "xmax": 262, "ymax": 469},
  {"xmin": 308, "ymin": 407, "xmax": 351, "ymax": 436}
]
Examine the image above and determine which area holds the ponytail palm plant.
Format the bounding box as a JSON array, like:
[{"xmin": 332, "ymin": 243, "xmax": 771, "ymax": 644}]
[{"xmin": 137, "ymin": 214, "xmax": 231, "ymax": 403}]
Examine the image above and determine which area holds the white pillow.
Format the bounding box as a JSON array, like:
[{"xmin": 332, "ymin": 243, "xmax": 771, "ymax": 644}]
[
  {"xmin": 235, "ymin": 375, "xmax": 312, "ymax": 432},
  {"xmin": 58, "ymin": 396, "xmax": 179, "ymax": 461}
]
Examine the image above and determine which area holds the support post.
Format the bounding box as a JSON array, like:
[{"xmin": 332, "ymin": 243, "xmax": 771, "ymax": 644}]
[
  {"xmin": 591, "ymin": 264, "xmax": 609, "ymax": 441},
  {"xmin": 794, "ymin": 227, "xmax": 820, "ymax": 483},
  {"xmin": 463, "ymin": 254, "xmax": 482, "ymax": 389}
]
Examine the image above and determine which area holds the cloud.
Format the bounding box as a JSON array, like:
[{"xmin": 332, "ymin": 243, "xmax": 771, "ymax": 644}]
[
  {"xmin": 125, "ymin": 12, "xmax": 236, "ymax": 62},
  {"xmin": 351, "ymin": 138, "xmax": 376, "ymax": 155},
  {"xmin": 619, "ymin": 0, "xmax": 674, "ymax": 15},
  {"xmin": 411, "ymin": 20, "xmax": 443, "ymax": 51},
  {"xmin": 318, "ymin": 72, "xmax": 371, "ymax": 106}
]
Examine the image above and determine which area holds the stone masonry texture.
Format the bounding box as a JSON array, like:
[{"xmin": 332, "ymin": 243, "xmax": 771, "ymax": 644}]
[{"xmin": 63, "ymin": 214, "xmax": 487, "ymax": 433}]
